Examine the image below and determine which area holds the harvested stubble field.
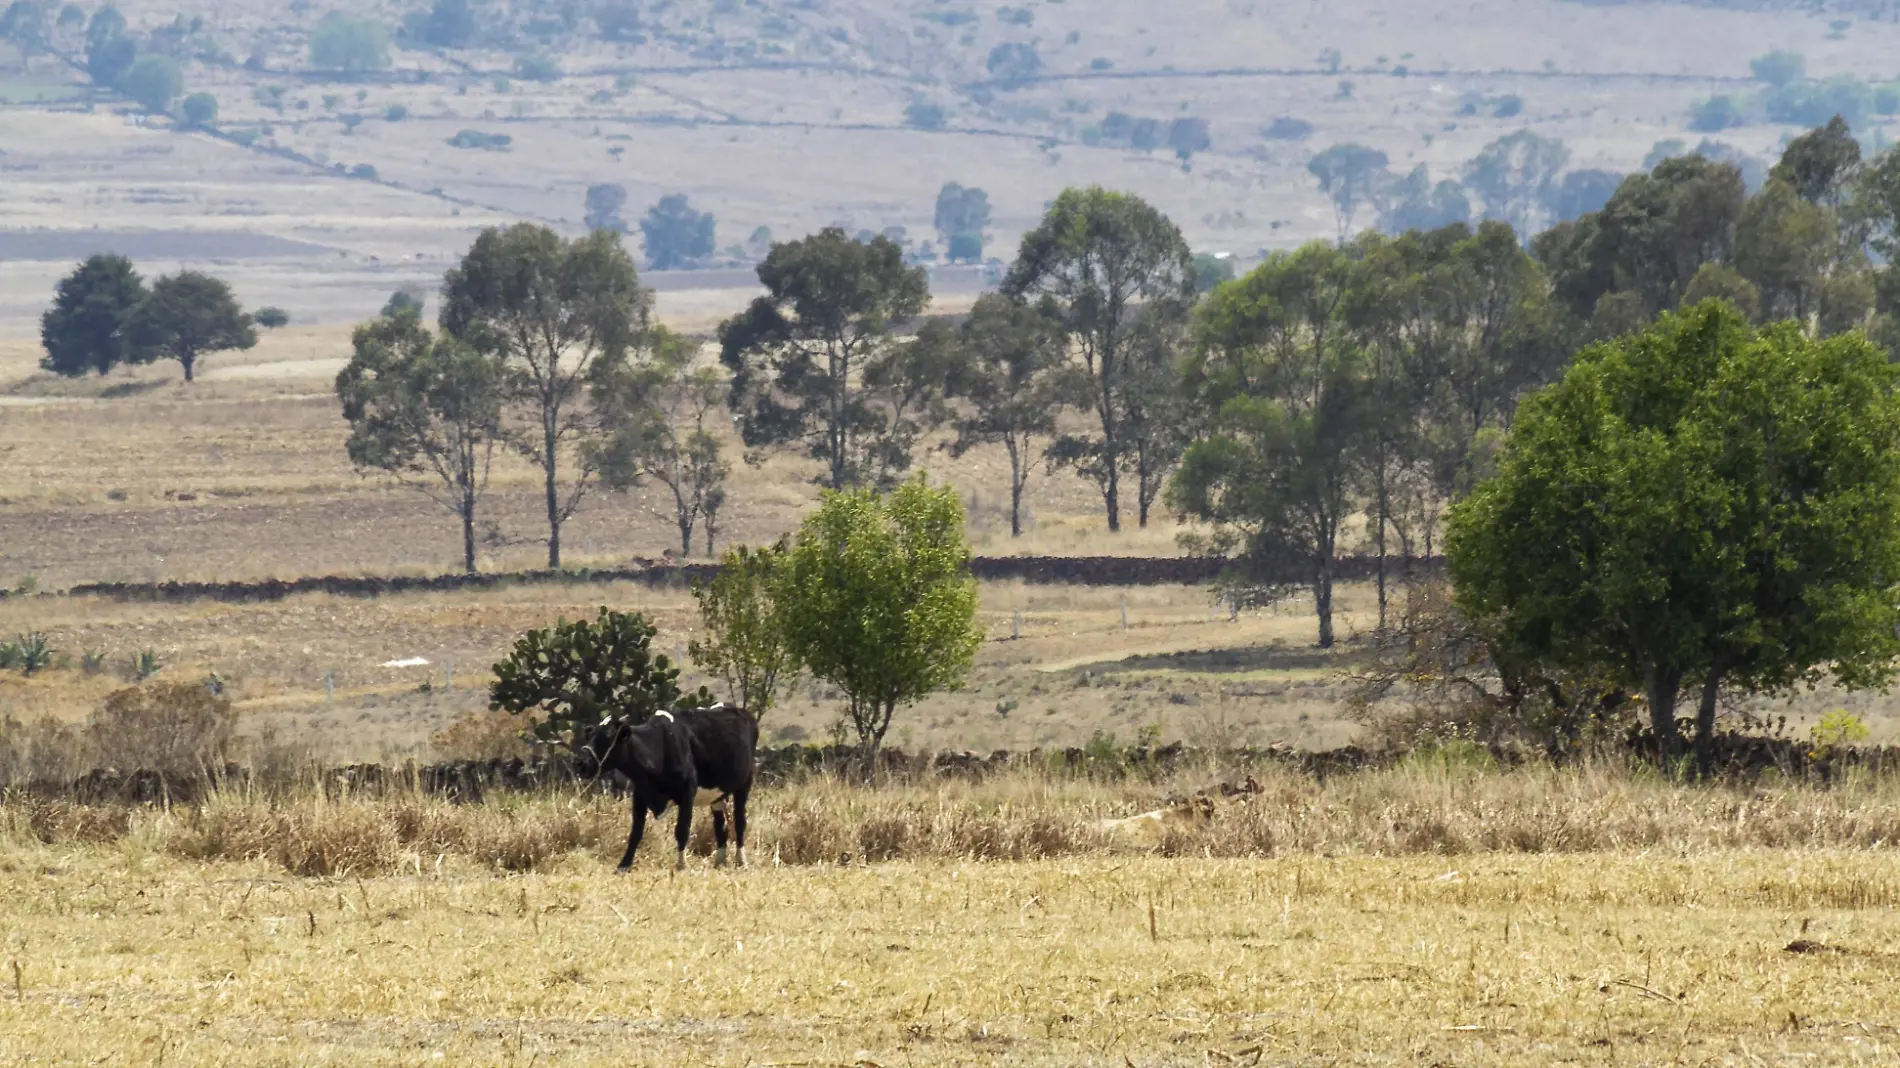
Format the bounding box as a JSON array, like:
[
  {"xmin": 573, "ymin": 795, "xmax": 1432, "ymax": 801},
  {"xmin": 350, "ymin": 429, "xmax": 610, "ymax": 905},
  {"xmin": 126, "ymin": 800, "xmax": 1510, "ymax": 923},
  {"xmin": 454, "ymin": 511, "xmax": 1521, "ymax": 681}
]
[{"xmin": 4, "ymin": 763, "xmax": 1900, "ymax": 1065}]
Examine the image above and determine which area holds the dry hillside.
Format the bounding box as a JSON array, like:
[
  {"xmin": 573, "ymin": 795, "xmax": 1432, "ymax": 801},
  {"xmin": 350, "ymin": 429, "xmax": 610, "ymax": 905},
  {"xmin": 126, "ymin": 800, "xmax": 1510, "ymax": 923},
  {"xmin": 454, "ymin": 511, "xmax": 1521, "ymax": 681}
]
[{"xmin": 5, "ymin": 0, "xmax": 1900, "ymax": 328}]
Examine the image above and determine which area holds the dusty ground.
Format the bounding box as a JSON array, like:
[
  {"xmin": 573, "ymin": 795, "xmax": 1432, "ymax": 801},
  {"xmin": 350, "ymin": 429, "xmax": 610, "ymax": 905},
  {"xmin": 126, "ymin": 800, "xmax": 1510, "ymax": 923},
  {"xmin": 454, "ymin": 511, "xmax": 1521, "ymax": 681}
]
[{"xmin": 0, "ymin": 846, "xmax": 1897, "ymax": 1065}]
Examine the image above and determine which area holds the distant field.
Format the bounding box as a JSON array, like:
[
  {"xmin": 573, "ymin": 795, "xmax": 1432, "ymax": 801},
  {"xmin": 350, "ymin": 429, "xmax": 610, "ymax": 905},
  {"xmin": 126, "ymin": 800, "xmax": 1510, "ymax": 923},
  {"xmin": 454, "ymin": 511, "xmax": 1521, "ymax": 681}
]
[{"xmin": 3, "ymin": 0, "xmax": 1899, "ymax": 331}]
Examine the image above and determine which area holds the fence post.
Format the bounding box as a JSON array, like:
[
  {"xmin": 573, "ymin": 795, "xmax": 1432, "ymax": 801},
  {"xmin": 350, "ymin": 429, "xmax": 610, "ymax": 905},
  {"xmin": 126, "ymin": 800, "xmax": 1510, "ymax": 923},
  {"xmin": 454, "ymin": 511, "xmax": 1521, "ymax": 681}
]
[
  {"xmin": 1012, "ymin": 609, "xmax": 1022, "ymax": 640},
  {"xmin": 1229, "ymin": 593, "xmax": 1238, "ymax": 622},
  {"xmin": 1120, "ymin": 595, "xmax": 1128, "ymax": 630},
  {"xmin": 324, "ymin": 670, "xmax": 335, "ymax": 705}
]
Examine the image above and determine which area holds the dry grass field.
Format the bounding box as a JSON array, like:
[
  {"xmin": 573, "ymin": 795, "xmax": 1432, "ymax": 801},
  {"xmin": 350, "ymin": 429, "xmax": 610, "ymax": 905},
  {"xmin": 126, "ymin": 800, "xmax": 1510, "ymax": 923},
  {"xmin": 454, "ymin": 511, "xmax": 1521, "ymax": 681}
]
[{"xmin": 4, "ymin": 765, "xmax": 1900, "ymax": 1065}]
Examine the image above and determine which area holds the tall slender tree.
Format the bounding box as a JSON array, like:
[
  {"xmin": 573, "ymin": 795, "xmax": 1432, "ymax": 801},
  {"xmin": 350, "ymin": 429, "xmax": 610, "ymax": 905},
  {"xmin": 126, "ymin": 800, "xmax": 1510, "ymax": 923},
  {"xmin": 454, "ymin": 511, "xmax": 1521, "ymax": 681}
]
[
  {"xmin": 1003, "ymin": 187, "xmax": 1195, "ymax": 533},
  {"xmin": 440, "ymin": 224, "xmax": 648, "ymax": 568},
  {"xmin": 948, "ymin": 294, "xmax": 1082, "ymax": 536}
]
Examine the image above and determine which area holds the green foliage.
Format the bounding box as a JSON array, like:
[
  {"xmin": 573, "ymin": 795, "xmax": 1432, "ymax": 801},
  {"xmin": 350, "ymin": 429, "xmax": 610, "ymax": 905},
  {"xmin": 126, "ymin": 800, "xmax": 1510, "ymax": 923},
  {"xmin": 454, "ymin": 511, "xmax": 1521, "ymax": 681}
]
[
  {"xmin": 253, "ymin": 306, "xmax": 289, "ymax": 329},
  {"xmin": 384, "ymin": 103, "xmax": 408, "ymax": 122},
  {"xmin": 949, "ymin": 294, "xmax": 1083, "ymax": 536},
  {"xmin": 489, "ymin": 607, "xmax": 710, "ymax": 743},
  {"xmin": 1167, "ymin": 116, "xmax": 1211, "ymax": 164},
  {"xmin": 1262, "ymin": 116, "xmax": 1313, "ymax": 141},
  {"xmin": 12, "ymin": 632, "xmax": 53, "ymax": 675},
  {"xmin": 1461, "ymin": 130, "xmax": 1569, "ymax": 236},
  {"xmin": 638, "ymin": 193, "xmax": 715, "ymax": 270},
  {"xmin": 419, "ymin": 0, "xmax": 474, "ymax": 47},
  {"xmin": 1192, "ymin": 253, "xmax": 1236, "ymax": 294},
  {"xmin": 1003, "ymin": 186, "xmax": 1196, "ymax": 532},
  {"xmin": 1379, "ymin": 165, "xmax": 1472, "ymax": 232},
  {"xmin": 719, "ymin": 227, "xmax": 935, "ymax": 491},
  {"xmin": 84, "ymin": 6, "xmax": 135, "ymax": 87},
  {"xmin": 1308, "ymin": 143, "xmax": 1390, "ymax": 242},
  {"xmin": 689, "ymin": 542, "xmax": 800, "ymax": 719},
  {"xmin": 584, "ymin": 182, "xmax": 627, "ymax": 233},
  {"xmin": 591, "ymin": 326, "xmax": 732, "ymax": 556},
  {"xmin": 131, "ymin": 648, "xmax": 161, "ymax": 681},
  {"xmin": 1448, "ymin": 302, "xmax": 1900, "ymax": 770},
  {"xmin": 440, "ymin": 224, "xmax": 649, "ymax": 568},
  {"xmin": 1750, "ymin": 50, "xmax": 1805, "ymax": 89},
  {"xmin": 446, "ymin": 129, "xmax": 511, "ymax": 150},
  {"xmin": 904, "ymin": 100, "xmax": 946, "ymax": 130},
  {"xmin": 310, "ymin": 13, "xmax": 390, "ymax": 72},
  {"xmin": 776, "ymin": 479, "xmax": 983, "ymax": 765},
  {"xmin": 381, "ymin": 289, "xmax": 424, "ymax": 319},
  {"xmin": 125, "ymin": 271, "xmax": 256, "ymax": 382},
  {"xmin": 933, "ymin": 182, "xmax": 990, "ymax": 262},
  {"xmin": 1810, "ymin": 709, "xmax": 1870, "ymax": 752},
  {"xmin": 1771, "ymin": 116, "xmax": 1862, "ymax": 205},
  {"xmin": 39, "ymin": 254, "xmax": 146, "ymax": 377},
  {"xmin": 335, "ymin": 313, "xmax": 506, "ymax": 573},
  {"xmin": 985, "ymin": 41, "xmax": 1040, "ymax": 86},
  {"xmin": 121, "ymin": 54, "xmax": 181, "ymax": 112},
  {"xmin": 1690, "ymin": 95, "xmax": 1744, "ymax": 133},
  {"xmin": 1766, "ymin": 76, "xmax": 1872, "ymax": 129},
  {"xmin": 179, "ymin": 91, "xmax": 217, "ymax": 127}
]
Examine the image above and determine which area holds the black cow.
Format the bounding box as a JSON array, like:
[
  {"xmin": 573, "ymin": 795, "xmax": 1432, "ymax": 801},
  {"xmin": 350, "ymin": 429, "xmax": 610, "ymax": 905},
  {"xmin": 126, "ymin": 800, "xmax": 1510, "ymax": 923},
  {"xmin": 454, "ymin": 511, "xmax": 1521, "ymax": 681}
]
[{"xmin": 574, "ymin": 704, "xmax": 758, "ymax": 871}]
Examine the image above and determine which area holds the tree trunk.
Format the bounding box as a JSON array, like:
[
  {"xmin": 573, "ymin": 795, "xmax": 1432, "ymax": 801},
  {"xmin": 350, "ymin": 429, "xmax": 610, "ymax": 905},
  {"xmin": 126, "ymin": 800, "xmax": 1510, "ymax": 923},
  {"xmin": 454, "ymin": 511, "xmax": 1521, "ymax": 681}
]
[
  {"xmin": 1645, "ymin": 666, "xmax": 1683, "ymax": 767},
  {"xmin": 1104, "ymin": 463, "xmax": 1121, "ymax": 533},
  {"xmin": 1374, "ymin": 454, "xmax": 1389, "ymax": 633},
  {"xmin": 1693, "ymin": 670, "xmax": 1722, "ymax": 779},
  {"xmin": 461, "ymin": 497, "xmax": 478, "ymax": 575},
  {"xmin": 1007, "ymin": 439, "xmax": 1024, "ymax": 537},
  {"xmin": 543, "ymin": 421, "xmax": 561, "ymax": 569},
  {"xmin": 180, "ymin": 351, "xmax": 195, "ymax": 382},
  {"xmin": 1314, "ymin": 560, "xmax": 1335, "ymax": 649},
  {"xmin": 678, "ymin": 509, "xmax": 694, "ymax": 558}
]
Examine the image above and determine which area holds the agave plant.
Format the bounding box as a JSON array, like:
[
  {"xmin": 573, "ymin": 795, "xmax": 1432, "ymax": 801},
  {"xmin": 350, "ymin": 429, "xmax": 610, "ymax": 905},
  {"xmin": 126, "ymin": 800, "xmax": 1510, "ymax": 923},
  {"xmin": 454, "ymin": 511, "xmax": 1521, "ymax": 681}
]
[{"xmin": 15, "ymin": 632, "xmax": 53, "ymax": 675}]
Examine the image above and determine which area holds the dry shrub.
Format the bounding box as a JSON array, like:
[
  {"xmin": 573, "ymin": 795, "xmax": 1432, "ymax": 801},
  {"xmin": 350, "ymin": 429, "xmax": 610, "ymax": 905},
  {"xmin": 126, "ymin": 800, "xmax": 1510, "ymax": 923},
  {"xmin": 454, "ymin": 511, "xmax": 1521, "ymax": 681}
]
[
  {"xmin": 772, "ymin": 799, "xmax": 849, "ymax": 865},
  {"xmin": 460, "ymin": 806, "xmax": 600, "ymax": 871},
  {"xmin": 272, "ymin": 802, "xmax": 401, "ymax": 876},
  {"xmin": 88, "ymin": 681, "xmax": 236, "ymax": 779},
  {"xmin": 432, "ymin": 707, "xmax": 534, "ymax": 762},
  {"xmin": 0, "ymin": 714, "xmax": 85, "ymax": 787},
  {"xmin": 856, "ymin": 813, "xmax": 913, "ymax": 861},
  {"xmin": 2, "ymin": 797, "xmax": 131, "ymax": 844}
]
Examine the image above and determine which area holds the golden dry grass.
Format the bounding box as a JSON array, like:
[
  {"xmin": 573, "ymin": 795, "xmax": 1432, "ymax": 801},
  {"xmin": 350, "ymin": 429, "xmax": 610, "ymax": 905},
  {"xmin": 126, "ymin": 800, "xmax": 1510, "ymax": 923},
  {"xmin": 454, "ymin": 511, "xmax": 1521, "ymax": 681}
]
[{"xmin": 5, "ymin": 762, "xmax": 1900, "ymax": 1064}]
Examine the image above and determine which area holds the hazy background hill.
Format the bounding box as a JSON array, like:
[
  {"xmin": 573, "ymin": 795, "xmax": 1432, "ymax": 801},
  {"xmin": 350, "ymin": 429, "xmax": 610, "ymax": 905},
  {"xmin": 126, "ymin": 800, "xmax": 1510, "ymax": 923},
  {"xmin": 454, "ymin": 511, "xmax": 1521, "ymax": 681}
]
[{"xmin": 6, "ymin": 0, "xmax": 1900, "ymax": 328}]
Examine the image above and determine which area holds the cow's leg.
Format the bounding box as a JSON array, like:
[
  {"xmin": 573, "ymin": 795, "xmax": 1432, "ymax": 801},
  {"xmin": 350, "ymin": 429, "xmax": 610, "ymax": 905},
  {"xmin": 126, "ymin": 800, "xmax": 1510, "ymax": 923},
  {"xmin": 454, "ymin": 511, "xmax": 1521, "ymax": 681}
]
[
  {"xmin": 618, "ymin": 796, "xmax": 647, "ymax": 871},
  {"xmin": 732, "ymin": 788, "xmax": 749, "ymax": 868},
  {"xmin": 712, "ymin": 799, "xmax": 729, "ymax": 868},
  {"xmin": 673, "ymin": 798, "xmax": 692, "ymax": 872}
]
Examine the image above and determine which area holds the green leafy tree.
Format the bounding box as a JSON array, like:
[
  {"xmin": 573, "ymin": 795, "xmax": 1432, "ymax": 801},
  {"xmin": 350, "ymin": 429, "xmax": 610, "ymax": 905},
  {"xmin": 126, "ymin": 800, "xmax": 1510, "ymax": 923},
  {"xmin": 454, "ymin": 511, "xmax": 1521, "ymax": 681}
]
[
  {"xmin": 440, "ymin": 224, "xmax": 649, "ymax": 568},
  {"xmin": 1462, "ymin": 130, "xmax": 1569, "ymax": 236},
  {"xmin": 179, "ymin": 91, "xmax": 217, "ymax": 127},
  {"xmin": 776, "ymin": 479, "xmax": 983, "ymax": 767},
  {"xmin": 1378, "ymin": 166, "xmax": 1472, "ymax": 232},
  {"xmin": 125, "ymin": 271, "xmax": 256, "ymax": 382},
  {"xmin": 904, "ymin": 100, "xmax": 946, "ymax": 130},
  {"xmin": 39, "ymin": 254, "xmax": 146, "ymax": 377},
  {"xmin": 0, "ymin": 0, "xmax": 49, "ymax": 70},
  {"xmin": 1448, "ymin": 302, "xmax": 1900, "ymax": 771},
  {"xmin": 1733, "ymin": 177, "xmax": 1838, "ymax": 323},
  {"xmin": 985, "ymin": 41, "xmax": 1040, "ymax": 86},
  {"xmin": 639, "ymin": 193, "xmax": 715, "ymax": 270},
  {"xmin": 421, "ymin": 0, "xmax": 474, "ymax": 47},
  {"xmin": 1003, "ymin": 186, "xmax": 1196, "ymax": 532},
  {"xmin": 490, "ymin": 608, "xmax": 710, "ymax": 742},
  {"xmin": 720, "ymin": 228, "xmax": 935, "ymax": 491},
  {"xmin": 1750, "ymin": 50, "xmax": 1805, "ymax": 89},
  {"xmin": 1308, "ymin": 143, "xmax": 1390, "ymax": 244},
  {"xmin": 592, "ymin": 326, "xmax": 732, "ymax": 556},
  {"xmin": 382, "ymin": 289, "xmax": 425, "ymax": 319},
  {"xmin": 1772, "ymin": 115, "xmax": 1862, "ymax": 206},
  {"xmin": 1173, "ymin": 242, "xmax": 1370, "ymax": 648},
  {"xmin": 336, "ymin": 314, "xmax": 506, "ymax": 573},
  {"xmin": 1168, "ymin": 116, "xmax": 1211, "ymax": 165},
  {"xmin": 689, "ymin": 543, "xmax": 800, "ymax": 720},
  {"xmin": 121, "ymin": 54, "xmax": 181, "ymax": 113},
  {"xmin": 949, "ymin": 294, "xmax": 1082, "ymax": 536},
  {"xmin": 1690, "ymin": 95, "xmax": 1744, "ymax": 133},
  {"xmin": 584, "ymin": 182, "xmax": 628, "ymax": 233},
  {"xmin": 1193, "ymin": 253, "xmax": 1237, "ymax": 294},
  {"xmin": 253, "ymin": 306, "xmax": 289, "ymax": 329},
  {"xmin": 933, "ymin": 182, "xmax": 991, "ymax": 263},
  {"xmin": 310, "ymin": 13, "xmax": 391, "ymax": 72},
  {"xmin": 84, "ymin": 5, "xmax": 135, "ymax": 87}
]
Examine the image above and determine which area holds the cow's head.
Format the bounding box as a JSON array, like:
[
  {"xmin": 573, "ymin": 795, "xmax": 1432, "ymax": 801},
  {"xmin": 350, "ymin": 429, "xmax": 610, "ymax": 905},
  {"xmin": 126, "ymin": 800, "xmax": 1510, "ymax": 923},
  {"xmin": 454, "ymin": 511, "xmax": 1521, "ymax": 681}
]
[{"xmin": 572, "ymin": 715, "xmax": 627, "ymax": 779}]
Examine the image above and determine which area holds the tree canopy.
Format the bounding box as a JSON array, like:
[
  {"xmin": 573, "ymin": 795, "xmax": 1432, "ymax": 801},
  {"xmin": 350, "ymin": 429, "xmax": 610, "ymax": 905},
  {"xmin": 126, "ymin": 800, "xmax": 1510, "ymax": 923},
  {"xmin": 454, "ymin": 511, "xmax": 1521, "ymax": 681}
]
[
  {"xmin": 310, "ymin": 13, "xmax": 391, "ymax": 72},
  {"xmin": 639, "ymin": 193, "xmax": 716, "ymax": 270},
  {"xmin": 720, "ymin": 228, "xmax": 935, "ymax": 491},
  {"xmin": 125, "ymin": 271, "xmax": 255, "ymax": 381},
  {"xmin": 1448, "ymin": 302, "xmax": 1900, "ymax": 771},
  {"xmin": 39, "ymin": 254, "xmax": 145, "ymax": 377},
  {"xmin": 775, "ymin": 478, "xmax": 983, "ymax": 767}
]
